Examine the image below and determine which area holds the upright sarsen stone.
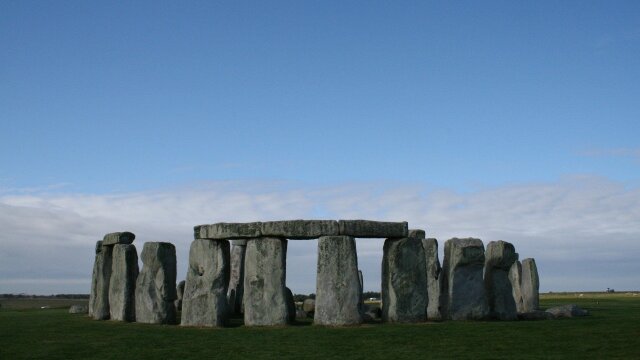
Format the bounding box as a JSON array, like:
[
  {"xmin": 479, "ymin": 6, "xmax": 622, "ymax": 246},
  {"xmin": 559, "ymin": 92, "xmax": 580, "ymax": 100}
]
[
  {"xmin": 227, "ymin": 240, "xmax": 247, "ymax": 315},
  {"xmin": 381, "ymin": 237, "xmax": 427, "ymax": 323},
  {"xmin": 109, "ymin": 244, "xmax": 139, "ymax": 322},
  {"xmin": 181, "ymin": 239, "xmax": 230, "ymax": 327},
  {"xmin": 315, "ymin": 236, "xmax": 363, "ymax": 326},
  {"xmin": 442, "ymin": 238, "xmax": 489, "ymax": 320},
  {"xmin": 89, "ymin": 240, "xmax": 102, "ymax": 318},
  {"xmin": 484, "ymin": 241, "xmax": 518, "ymax": 320},
  {"xmin": 509, "ymin": 260, "xmax": 524, "ymax": 313},
  {"xmin": 135, "ymin": 242, "xmax": 177, "ymax": 324},
  {"xmin": 91, "ymin": 243, "xmax": 113, "ymax": 320},
  {"xmin": 423, "ymin": 238, "xmax": 444, "ymax": 321},
  {"xmin": 244, "ymin": 237, "xmax": 289, "ymax": 326},
  {"xmin": 175, "ymin": 280, "xmax": 185, "ymax": 312},
  {"xmin": 521, "ymin": 258, "xmax": 540, "ymax": 312}
]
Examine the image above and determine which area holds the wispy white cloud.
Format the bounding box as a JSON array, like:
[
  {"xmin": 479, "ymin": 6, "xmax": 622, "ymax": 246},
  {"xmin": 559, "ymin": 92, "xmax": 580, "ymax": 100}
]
[
  {"xmin": 579, "ymin": 147, "xmax": 640, "ymax": 161},
  {"xmin": 1, "ymin": 176, "xmax": 638, "ymax": 294}
]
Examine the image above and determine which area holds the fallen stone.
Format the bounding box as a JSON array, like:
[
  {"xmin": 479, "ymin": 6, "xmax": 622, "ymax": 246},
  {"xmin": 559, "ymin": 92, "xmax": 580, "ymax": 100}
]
[
  {"xmin": 227, "ymin": 242, "xmax": 247, "ymax": 315},
  {"xmin": 285, "ymin": 287, "xmax": 296, "ymax": 323},
  {"xmin": 442, "ymin": 238, "xmax": 489, "ymax": 320},
  {"xmin": 362, "ymin": 303, "xmax": 382, "ymax": 321},
  {"xmin": 315, "ymin": 236, "xmax": 363, "ymax": 325},
  {"xmin": 88, "ymin": 240, "xmax": 102, "ymax": 318},
  {"xmin": 408, "ymin": 229, "xmax": 426, "ymax": 239},
  {"xmin": 91, "ymin": 244, "xmax": 113, "ymax": 320},
  {"xmin": 261, "ymin": 220, "xmax": 339, "ymax": 239},
  {"xmin": 109, "ymin": 244, "xmax": 139, "ymax": 322},
  {"xmin": 518, "ymin": 310, "xmax": 554, "ymax": 320},
  {"xmin": 484, "ymin": 241, "xmax": 518, "ymax": 320},
  {"xmin": 546, "ymin": 304, "xmax": 589, "ymax": 318},
  {"xmin": 181, "ymin": 239, "xmax": 230, "ymax": 327},
  {"xmin": 194, "ymin": 222, "xmax": 262, "ymax": 240},
  {"xmin": 338, "ymin": 220, "xmax": 408, "ymax": 238},
  {"xmin": 244, "ymin": 237, "xmax": 289, "ymax": 326},
  {"xmin": 423, "ymin": 238, "xmax": 444, "ymax": 321},
  {"xmin": 135, "ymin": 242, "xmax": 178, "ymax": 324},
  {"xmin": 509, "ymin": 260, "xmax": 524, "ymax": 313},
  {"xmin": 382, "ymin": 237, "xmax": 427, "ymax": 323},
  {"xmin": 302, "ymin": 298, "xmax": 315, "ymax": 313},
  {"xmin": 69, "ymin": 304, "xmax": 88, "ymax": 314},
  {"xmin": 175, "ymin": 280, "xmax": 185, "ymax": 312},
  {"xmin": 521, "ymin": 258, "xmax": 540, "ymax": 312},
  {"xmin": 102, "ymin": 232, "xmax": 135, "ymax": 246}
]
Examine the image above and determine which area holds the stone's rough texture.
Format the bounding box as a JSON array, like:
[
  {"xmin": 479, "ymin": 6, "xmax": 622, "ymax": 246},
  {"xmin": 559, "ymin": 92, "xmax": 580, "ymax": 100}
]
[
  {"xmin": 181, "ymin": 239, "xmax": 230, "ymax": 327},
  {"xmin": 227, "ymin": 243, "xmax": 247, "ymax": 315},
  {"xmin": 91, "ymin": 245, "xmax": 113, "ymax": 320},
  {"xmin": 521, "ymin": 258, "xmax": 540, "ymax": 312},
  {"xmin": 302, "ymin": 299, "xmax": 315, "ymax": 313},
  {"xmin": 285, "ymin": 287, "xmax": 296, "ymax": 323},
  {"xmin": 109, "ymin": 244, "xmax": 139, "ymax": 322},
  {"xmin": 69, "ymin": 304, "xmax": 89, "ymax": 314},
  {"xmin": 423, "ymin": 238, "xmax": 444, "ymax": 321},
  {"xmin": 546, "ymin": 304, "xmax": 589, "ymax": 318},
  {"xmin": 509, "ymin": 260, "xmax": 524, "ymax": 313},
  {"xmin": 408, "ymin": 229, "xmax": 426, "ymax": 239},
  {"xmin": 95, "ymin": 240, "xmax": 103, "ymax": 254},
  {"xmin": 442, "ymin": 238, "xmax": 489, "ymax": 320},
  {"xmin": 175, "ymin": 280, "xmax": 185, "ymax": 312},
  {"xmin": 194, "ymin": 222, "xmax": 262, "ymax": 240},
  {"xmin": 381, "ymin": 237, "xmax": 427, "ymax": 323},
  {"xmin": 338, "ymin": 220, "xmax": 408, "ymax": 238},
  {"xmin": 89, "ymin": 241, "xmax": 103, "ymax": 317},
  {"xmin": 315, "ymin": 236, "xmax": 363, "ymax": 326},
  {"xmin": 518, "ymin": 310, "xmax": 554, "ymax": 320},
  {"xmin": 135, "ymin": 242, "xmax": 178, "ymax": 324},
  {"xmin": 244, "ymin": 238, "xmax": 290, "ymax": 326},
  {"xmin": 102, "ymin": 232, "xmax": 135, "ymax": 246},
  {"xmin": 261, "ymin": 220, "xmax": 339, "ymax": 239},
  {"xmin": 484, "ymin": 241, "xmax": 518, "ymax": 320}
]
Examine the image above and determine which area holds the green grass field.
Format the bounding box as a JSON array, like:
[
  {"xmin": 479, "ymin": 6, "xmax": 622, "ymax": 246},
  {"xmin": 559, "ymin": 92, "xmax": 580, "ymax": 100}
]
[{"xmin": 1, "ymin": 293, "xmax": 639, "ymax": 359}]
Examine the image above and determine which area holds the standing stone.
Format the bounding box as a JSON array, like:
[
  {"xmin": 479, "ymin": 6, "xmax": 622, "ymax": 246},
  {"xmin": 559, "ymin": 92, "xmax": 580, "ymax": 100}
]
[
  {"xmin": 381, "ymin": 237, "xmax": 427, "ymax": 323},
  {"xmin": 358, "ymin": 270, "xmax": 364, "ymax": 310},
  {"xmin": 423, "ymin": 238, "xmax": 444, "ymax": 321},
  {"xmin": 303, "ymin": 298, "xmax": 315, "ymax": 313},
  {"xmin": 88, "ymin": 240, "xmax": 102, "ymax": 318},
  {"xmin": 109, "ymin": 244, "xmax": 139, "ymax": 322},
  {"xmin": 227, "ymin": 240, "xmax": 247, "ymax": 315},
  {"xmin": 484, "ymin": 241, "xmax": 518, "ymax": 320},
  {"xmin": 285, "ymin": 287, "xmax": 296, "ymax": 323},
  {"xmin": 91, "ymin": 244, "xmax": 113, "ymax": 320},
  {"xmin": 135, "ymin": 242, "xmax": 177, "ymax": 324},
  {"xmin": 315, "ymin": 236, "xmax": 363, "ymax": 326},
  {"xmin": 175, "ymin": 280, "xmax": 185, "ymax": 312},
  {"xmin": 244, "ymin": 237, "xmax": 289, "ymax": 326},
  {"xmin": 521, "ymin": 258, "xmax": 540, "ymax": 312},
  {"xmin": 181, "ymin": 239, "xmax": 230, "ymax": 327},
  {"xmin": 509, "ymin": 260, "xmax": 524, "ymax": 313},
  {"xmin": 442, "ymin": 238, "xmax": 489, "ymax": 320}
]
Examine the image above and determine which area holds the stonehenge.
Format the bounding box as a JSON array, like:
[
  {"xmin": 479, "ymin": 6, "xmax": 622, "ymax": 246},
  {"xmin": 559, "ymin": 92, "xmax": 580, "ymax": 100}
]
[{"xmin": 88, "ymin": 220, "xmax": 541, "ymax": 328}]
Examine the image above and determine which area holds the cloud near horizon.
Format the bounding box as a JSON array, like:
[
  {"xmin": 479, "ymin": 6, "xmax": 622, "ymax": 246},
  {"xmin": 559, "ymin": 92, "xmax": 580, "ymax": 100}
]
[{"xmin": 1, "ymin": 175, "xmax": 639, "ymax": 295}]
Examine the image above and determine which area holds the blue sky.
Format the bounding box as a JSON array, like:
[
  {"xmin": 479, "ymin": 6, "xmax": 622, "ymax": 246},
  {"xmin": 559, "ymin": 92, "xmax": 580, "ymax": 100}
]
[{"xmin": 1, "ymin": 1, "xmax": 639, "ymax": 294}]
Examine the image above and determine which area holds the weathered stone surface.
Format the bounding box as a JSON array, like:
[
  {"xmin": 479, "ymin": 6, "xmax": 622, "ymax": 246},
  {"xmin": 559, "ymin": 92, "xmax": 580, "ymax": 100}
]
[
  {"xmin": 135, "ymin": 242, "xmax": 177, "ymax": 324},
  {"xmin": 95, "ymin": 240, "xmax": 103, "ymax": 254},
  {"xmin": 315, "ymin": 236, "xmax": 363, "ymax": 325},
  {"xmin": 408, "ymin": 229, "xmax": 426, "ymax": 239},
  {"xmin": 338, "ymin": 220, "xmax": 408, "ymax": 238},
  {"xmin": 102, "ymin": 232, "xmax": 135, "ymax": 246},
  {"xmin": 484, "ymin": 241, "xmax": 518, "ymax": 320},
  {"xmin": 181, "ymin": 239, "xmax": 230, "ymax": 327},
  {"xmin": 302, "ymin": 298, "xmax": 315, "ymax": 313},
  {"xmin": 175, "ymin": 280, "xmax": 185, "ymax": 312},
  {"xmin": 244, "ymin": 238, "xmax": 289, "ymax": 326},
  {"xmin": 423, "ymin": 238, "xmax": 443, "ymax": 321},
  {"xmin": 261, "ymin": 220, "xmax": 339, "ymax": 239},
  {"xmin": 88, "ymin": 241, "xmax": 102, "ymax": 317},
  {"xmin": 518, "ymin": 310, "xmax": 554, "ymax": 320},
  {"xmin": 509, "ymin": 260, "xmax": 524, "ymax": 313},
  {"xmin": 227, "ymin": 242, "xmax": 247, "ymax": 315},
  {"xmin": 109, "ymin": 244, "xmax": 139, "ymax": 322},
  {"xmin": 442, "ymin": 238, "xmax": 489, "ymax": 320},
  {"xmin": 521, "ymin": 258, "xmax": 540, "ymax": 312},
  {"xmin": 69, "ymin": 304, "xmax": 88, "ymax": 314},
  {"xmin": 381, "ymin": 237, "xmax": 427, "ymax": 323},
  {"xmin": 194, "ymin": 222, "xmax": 262, "ymax": 240},
  {"xmin": 285, "ymin": 287, "xmax": 296, "ymax": 323},
  {"xmin": 358, "ymin": 270, "xmax": 364, "ymax": 309},
  {"xmin": 91, "ymin": 244, "xmax": 113, "ymax": 320},
  {"xmin": 546, "ymin": 304, "xmax": 589, "ymax": 318}
]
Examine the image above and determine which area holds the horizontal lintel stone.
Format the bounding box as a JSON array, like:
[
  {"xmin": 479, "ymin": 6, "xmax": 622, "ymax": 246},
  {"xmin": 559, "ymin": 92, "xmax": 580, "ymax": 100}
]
[
  {"xmin": 260, "ymin": 220, "xmax": 339, "ymax": 239},
  {"xmin": 195, "ymin": 222, "xmax": 262, "ymax": 240},
  {"xmin": 338, "ymin": 220, "xmax": 408, "ymax": 238},
  {"xmin": 102, "ymin": 232, "xmax": 135, "ymax": 246}
]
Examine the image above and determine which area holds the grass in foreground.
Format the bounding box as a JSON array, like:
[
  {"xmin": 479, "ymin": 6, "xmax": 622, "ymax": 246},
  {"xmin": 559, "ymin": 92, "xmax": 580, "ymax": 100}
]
[{"xmin": 1, "ymin": 294, "xmax": 639, "ymax": 359}]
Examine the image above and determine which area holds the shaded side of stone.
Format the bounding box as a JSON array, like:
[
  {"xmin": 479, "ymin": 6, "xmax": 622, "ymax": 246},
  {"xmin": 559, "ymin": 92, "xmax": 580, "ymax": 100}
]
[
  {"xmin": 109, "ymin": 244, "xmax": 139, "ymax": 322},
  {"xmin": 509, "ymin": 260, "xmax": 524, "ymax": 313},
  {"xmin": 88, "ymin": 240, "xmax": 102, "ymax": 318},
  {"xmin": 484, "ymin": 240, "xmax": 518, "ymax": 320},
  {"xmin": 92, "ymin": 244, "xmax": 113, "ymax": 320},
  {"xmin": 285, "ymin": 287, "xmax": 296, "ymax": 323},
  {"xmin": 423, "ymin": 238, "xmax": 443, "ymax": 321},
  {"xmin": 381, "ymin": 237, "xmax": 427, "ymax": 323},
  {"xmin": 194, "ymin": 222, "xmax": 262, "ymax": 240},
  {"xmin": 181, "ymin": 239, "xmax": 230, "ymax": 327},
  {"xmin": 521, "ymin": 258, "xmax": 540, "ymax": 312},
  {"xmin": 261, "ymin": 220, "xmax": 339, "ymax": 239},
  {"xmin": 175, "ymin": 280, "xmax": 185, "ymax": 312},
  {"xmin": 315, "ymin": 236, "xmax": 363, "ymax": 326},
  {"xmin": 338, "ymin": 220, "xmax": 408, "ymax": 238},
  {"xmin": 408, "ymin": 229, "xmax": 426, "ymax": 239},
  {"xmin": 102, "ymin": 232, "xmax": 135, "ymax": 246},
  {"xmin": 227, "ymin": 242, "xmax": 247, "ymax": 315},
  {"xmin": 135, "ymin": 242, "xmax": 177, "ymax": 324},
  {"xmin": 244, "ymin": 237, "xmax": 289, "ymax": 326}
]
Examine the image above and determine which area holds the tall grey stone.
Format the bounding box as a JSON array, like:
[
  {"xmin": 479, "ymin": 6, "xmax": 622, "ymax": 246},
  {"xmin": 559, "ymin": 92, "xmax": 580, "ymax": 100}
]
[
  {"xmin": 423, "ymin": 238, "xmax": 443, "ymax": 321},
  {"xmin": 181, "ymin": 239, "xmax": 230, "ymax": 327},
  {"xmin": 244, "ymin": 237, "xmax": 289, "ymax": 326},
  {"xmin": 88, "ymin": 240, "xmax": 102, "ymax": 318},
  {"xmin": 358, "ymin": 270, "xmax": 364, "ymax": 310},
  {"xmin": 91, "ymin": 243, "xmax": 112, "ymax": 320},
  {"xmin": 175, "ymin": 280, "xmax": 185, "ymax": 312},
  {"xmin": 227, "ymin": 241, "xmax": 247, "ymax": 315},
  {"xmin": 315, "ymin": 236, "xmax": 363, "ymax": 326},
  {"xmin": 285, "ymin": 287, "xmax": 296, "ymax": 323},
  {"xmin": 381, "ymin": 237, "xmax": 427, "ymax": 323},
  {"xmin": 135, "ymin": 242, "xmax": 177, "ymax": 324},
  {"xmin": 484, "ymin": 241, "xmax": 518, "ymax": 320},
  {"xmin": 509, "ymin": 260, "xmax": 524, "ymax": 313},
  {"xmin": 109, "ymin": 244, "xmax": 139, "ymax": 322},
  {"xmin": 442, "ymin": 238, "xmax": 489, "ymax": 320},
  {"xmin": 521, "ymin": 258, "xmax": 540, "ymax": 312}
]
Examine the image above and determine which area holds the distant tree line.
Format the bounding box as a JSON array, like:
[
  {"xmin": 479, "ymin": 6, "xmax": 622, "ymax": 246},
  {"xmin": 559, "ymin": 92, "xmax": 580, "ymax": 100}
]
[{"xmin": 0, "ymin": 294, "xmax": 89, "ymax": 299}]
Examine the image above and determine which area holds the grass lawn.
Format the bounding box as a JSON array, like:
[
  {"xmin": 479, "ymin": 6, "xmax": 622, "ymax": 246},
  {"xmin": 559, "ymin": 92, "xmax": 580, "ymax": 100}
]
[{"xmin": 1, "ymin": 293, "xmax": 639, "ymax": 359}]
